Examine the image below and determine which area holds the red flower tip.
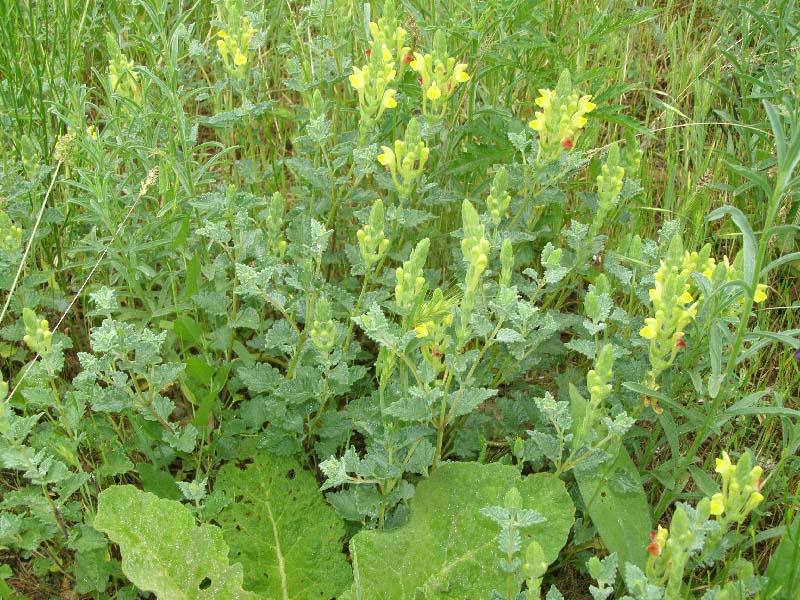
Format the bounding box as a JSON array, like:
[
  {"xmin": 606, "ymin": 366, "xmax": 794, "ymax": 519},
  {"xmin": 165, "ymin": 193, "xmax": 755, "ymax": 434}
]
[
  {"xmin": 561, "ymin": 137, "xmax": 574, "ymax": 149},
  {"xmin": 646, "ymin": 542, "xmax": 661, "ymax": 557},
  {"xmin": 676, "ymin": 338, "xmax": 686, "ymax": 349},
  {"xmin": 649, "ymin": 531, "xmax": 658, "ymax": 542},
  {"xmin": 365, "ymin": 48, "xmax": 372, "ymax": 57},
  {"xmin": 417, "ymin": 77, "xmax": 423, "ymax": 85},
  {"xmin": 756, "ymin": 477, "xmax": 764, "ymax": 491},
  {"xmin": 402, "ymin": 54, "xmax": 413, "ymax": 64}
]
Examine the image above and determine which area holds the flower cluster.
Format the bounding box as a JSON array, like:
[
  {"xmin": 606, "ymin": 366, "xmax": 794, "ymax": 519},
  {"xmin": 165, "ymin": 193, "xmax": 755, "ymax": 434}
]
[
  {"xmin": 107, "ymin": 36, "xmax": 140, "ymax": 103},
  {"xmin": 216, "ymin": 17, "xmax": 256, "ymax": 78},
  {"xmin": 264, "ymin": 191, "xmax": 288, "ymax": 258},
  {"xmin": 22, "ymin": 308, "xmax": 52, "ymax": 356},
  {"xmin": 486, "ymin": 167, "xmax": 511, "ymax": 228},
  {"xmin": 590, "ymin": 142, "xmax": 625, "ymax": 238},
  {"xmin": 377, "ymin": 118, "xmax": 429, "ymax": 200},
  {"xmin": 709, "ymin": 451, "xmax": 764, "ymax": 523},
  {"xmin": 0, "ymin": 210, "xmax": 22, "ymax": 253},
  {"xmin": 367, "ymin": 0, "xmax": 411, "ymax": 73},
  {"xmin": 395, "ymin": 238, "xmax": 430, "ymax": 315},
  {"xmin": 357, "ymin": 198, "xmax": 390, "ymax": 268},
  {"xmin": 214, "ymin": 0, "xmax": 256, "ymax": 79},
  {"xmin": 528, "ymin": 69, "xmax": 595, "ymax": 164},
  {"xmin": 458, "ymin": 200, "xmax": 491, "ymax": 346},
  {"xmin": 688, "ymin": 250, "xmax": 769, "ymax": 306},
  {"xmin": 645, "ymin": 452, "xmax": 765, "ymax": 595},
  {"xmin": 309, "ymin": 297, "xmax": 336, "ymax": 354},
  {"xmin": 409, "ymin": 30, "xmax": 470, "ymax": 120},
  {"xmin": 349, "ymin": 3, "xmax": 409, "ymax": 128},
  {"xmin": 639, "ymin": 235, "xmax": 700, "ymax": 411},
  {"xmin": 412, "ymin": 288, "xmax": 456, "ymax": 373}
]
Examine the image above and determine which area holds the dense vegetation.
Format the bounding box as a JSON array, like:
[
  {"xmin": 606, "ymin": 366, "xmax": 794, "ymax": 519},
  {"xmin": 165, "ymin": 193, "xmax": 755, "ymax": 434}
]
[{"xmin": 0, "ymin": 0, "xmax": 798, "ymax": 598}]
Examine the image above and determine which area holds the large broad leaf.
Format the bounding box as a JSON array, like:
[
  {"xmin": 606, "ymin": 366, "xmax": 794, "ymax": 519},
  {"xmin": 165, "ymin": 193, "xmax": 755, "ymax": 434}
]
[
  {"xmin": 574, "ymin": 445, "xmax": 650, "ymax": 573},
  {"xmin": 763, "ymin": 512, "xmax": 800, "ymax": 598},
  {"xmin": 342, "ymin": 462, "xmax": 574, "ymax": 599},
  {"xmin": 214, "ymin": 454, "xmax": 352, "ymax": 599},
  {"xmin": 94, "ymin": 485, "xmax": 257, "ymax": 600}
]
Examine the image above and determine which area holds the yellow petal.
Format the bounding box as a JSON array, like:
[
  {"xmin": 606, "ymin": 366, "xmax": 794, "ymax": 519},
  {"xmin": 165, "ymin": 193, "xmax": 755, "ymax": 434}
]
[
  {"xmin": 349, "ymin": 68, "xmax": 365, "ymax": 90},
  {"xmin": 382, "ymin": 89, "xmax": 397, "ymax": 109},
  {"xmin": 426, "ymin": 81, "xmax": 441, "ymax": 101},
  {"xmin": 377, "ymin": 147, "xmax": 394, "ymax": 165},
  {"xmin": 578, "ymin": 95, "xmax": 596, "ymax": 112},
  {"xmin": 753, "ymin": 284, "xmax": 768, "ymax": 303},
  {"xmin": 709, "ymin": 493, "xmax": 725, "ymax": 516}
]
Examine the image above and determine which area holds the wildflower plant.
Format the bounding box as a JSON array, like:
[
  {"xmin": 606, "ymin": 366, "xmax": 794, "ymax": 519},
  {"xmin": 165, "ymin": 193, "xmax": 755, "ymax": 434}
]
[
  {"xmin": 458, "ymin": 199, "xmax": 491, "ymax": 347},
  {"xmin": 349, "ymin": 5, "xmax": 405, "ymax": 133},
  {"xmin": 0, "ymin": 0, "xmax": 795, "ymax": 598},
  {"xmin": 215, "ymin": 0, "xmax": 257, "ymax": 79},
  {"xmin": 106, "ymin": 34, "xmax": 140, "ymax": 103},
  {"xmin": 639, "ymin": 235, "xmax": 701, "ymax": 411},
  {"xmin": 409, "ymin": 29, "xmax": 470, "ymax": 121},
  {"xmin": 528, "ymin": 69, "xmax": 596, "ymax": 164},
  {"xmin": 376, "ymin": 117, "xmax": 429, "ymax": 201}
]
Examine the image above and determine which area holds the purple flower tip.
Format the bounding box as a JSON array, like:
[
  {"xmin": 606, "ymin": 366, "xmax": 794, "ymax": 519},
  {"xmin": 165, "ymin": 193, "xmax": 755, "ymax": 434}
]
[{"xmin": 795, "ymin": 347, "xmax": 800, "ymax": 361}]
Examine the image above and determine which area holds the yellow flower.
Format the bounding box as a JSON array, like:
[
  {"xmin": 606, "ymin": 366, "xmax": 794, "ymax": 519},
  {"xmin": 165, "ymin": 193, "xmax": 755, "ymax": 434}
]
[
  {"xmin": 426, "ymin": 81, "xmax": 441, "ymax": 101},
  {"xmin": 414, "ymin": 323, "xmax": 431, "ymax": 338},
  {"xmin": 744, "ymin": 492, "xmax": 764, "ymax": 513},
  {"xmin": 678, "ymin": 288, "xmax": 694, "ymax": 305},
  {"xmin": 381, "ymin": 44, "xmax": 392, "ymax": 63},
  {"xmin": 381, "ymin": 89, "xmax": 397, "ymax": 109},
  {"xmin": 349, "ymin": 67, "xmax": 366, "ymax": 90},
  {"xmin": 709, "ymin": 493, "xmax": 725, "ymax": 516},
  {"xmin": 535, "ymin": 89, "xmax": 552, "ymax": 109},
  {"xmin": 578, "ymin": 94, "xmax": 596, "ymax": 113},
  {"xmin": 753, "ymin": 284, "xmax": 768, "ymax": 303},
  {"xmin": 453, "ymin": 63, "xmax": 470, "ymax": 83},
  {"xmin": 640, "ymin": 318, "xmax": 658, "ymax": 340},
  {"xmin": 233, "ymin": 52, "xmax": 247, "ymax": 67},
  {"xmin": 528, "ymin": 113, "xmax": 545, "ymax": 131},
  {"xmin": 715, "ymin": 452, "xmax": 734, "ymax": 478},
  {"xmin": 377, "ymin": 146, "xmax": 394, "ymax": 166}
]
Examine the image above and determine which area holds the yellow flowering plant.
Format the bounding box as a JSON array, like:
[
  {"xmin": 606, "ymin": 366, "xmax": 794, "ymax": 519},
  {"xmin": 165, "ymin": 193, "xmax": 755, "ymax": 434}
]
[
  {"xmin": 215, "ymin": 0, "xmax": 256, "ymax": 79},
  {"xmin": 528, "ymin": 69, "xmax": 595, "ymax": 165},
  {"xmin": 106, "ymin": 34, "xmax": 140, "ymax": 104},
  {"xmin": 348, "ymin": 4, "xmax": 406, "ymax": 133},
  {"xmin": 408, "ymin": 30, "xmax": 470, "ymax": 121},
  {"xmin": 376, "ymin": 117, "xmax": 429, "ymax": 201},
  {"xmin": 643, "ymin": 451, "xmax": 764, "ymax": 597},
  {"xmin": 639, "ymin": 235, "xmax": 701, "ymax": 411}
]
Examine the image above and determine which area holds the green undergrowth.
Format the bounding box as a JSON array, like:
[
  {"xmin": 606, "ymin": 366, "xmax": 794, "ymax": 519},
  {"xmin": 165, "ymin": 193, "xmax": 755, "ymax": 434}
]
[{"xmin": 0, "ymin": 0, "xmax": 798, "ymax": 598}]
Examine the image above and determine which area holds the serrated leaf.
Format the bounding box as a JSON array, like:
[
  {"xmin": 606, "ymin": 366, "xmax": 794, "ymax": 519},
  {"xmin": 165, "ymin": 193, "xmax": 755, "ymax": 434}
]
[
  {"xmin": 342, "ymin": 463, "xmax": 574, "ymax": 599},
  {"xmin": 450, "ymin": 387, "xmax": 498, "ymax": 418},
  {"xmin": 215, "ymin": 454, "xmax": 352, "ymax": 598},
  {"xmin": 94, "ymin": 485, "xmax": 257, "ymax": 599}
]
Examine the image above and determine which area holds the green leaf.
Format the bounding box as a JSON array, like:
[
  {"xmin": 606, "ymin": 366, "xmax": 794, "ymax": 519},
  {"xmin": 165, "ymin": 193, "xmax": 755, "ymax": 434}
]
[
  {"xmin": 342, "ymin": 462, "xmax": 574, "ymax": 599},
  {"xmin": 574, "ymin": 446, "xmax": 650, "ymax": 574},
  {"xmin": 94, "ymin": 485, "xmax": 257, "ymax": 600},
  {"xmin": 214, "ymin": 454, "xmax": 352, "ymax": 599},
  {"xmin": 705, "ymin": 206, "xmax": 757, "ymax": 286},
  {"xmin": 764, "ymin": 510, "xmax": 800, "ymax": 598}
]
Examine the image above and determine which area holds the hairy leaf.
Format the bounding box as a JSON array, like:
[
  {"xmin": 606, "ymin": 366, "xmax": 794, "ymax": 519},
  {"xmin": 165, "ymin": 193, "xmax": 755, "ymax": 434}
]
[
  {"xmin": 574, "ymin": 446, "xmax": 650, "ymax": 573},
  {"xmin": 94, "ymin": 485, "xmax": 257, "ymax": 600},
  {"xmin": 215, "ymin": 453, "xmax": 352, "ymax": 599},
  {"xmin": 343, "ymin": 462, "xmax": 574, "ymax": 599}
]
